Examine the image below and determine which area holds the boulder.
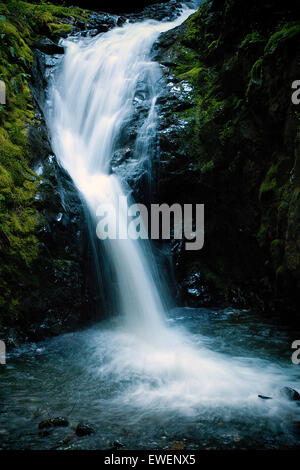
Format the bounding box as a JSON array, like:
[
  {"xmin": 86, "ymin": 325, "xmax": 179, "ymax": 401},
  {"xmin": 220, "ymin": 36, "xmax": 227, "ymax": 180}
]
[
  {"xmin": 35, "ymin": 39, "xmax": 64, "ymax": 55},
  {"xmin": 117, "ymin": 16, "xmax": 127, "ymax": 26},
  {"xmin": 76, "ymin": 18, "xmax": 85, "ymax": 30},
  {"xmin": 75, "ymin": 423, "xmax": 96, "ymax": 437},
  {"xmin": 280, "ymin": 387, "xmax": 300, "ymax": 401},
  {"xmin": 113, "ymin": 440, "xmax": 125, "ymax": 448}
]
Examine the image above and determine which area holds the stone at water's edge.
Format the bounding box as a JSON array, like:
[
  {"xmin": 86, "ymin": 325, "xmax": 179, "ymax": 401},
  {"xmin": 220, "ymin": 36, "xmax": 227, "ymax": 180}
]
[
  {"xmin": 258, "ymin": 395, "xmax": 273, "ymax": 400},
  {"xmin": 76, "ymin": 423, "xmax": 96, "ymax": 437},
  {"xmin": 280, "ymin": 387, "xmax": 300, "ymax": 402}
]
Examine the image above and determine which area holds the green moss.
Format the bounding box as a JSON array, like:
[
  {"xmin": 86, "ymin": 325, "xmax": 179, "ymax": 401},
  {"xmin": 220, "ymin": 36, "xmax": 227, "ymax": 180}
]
[
  {"xmin": 207, "ymin": 39, "xmax": 219, "ymax": 51},
  {"xmin": 173, "ymin": 46, "xmax": 200, "ymax": 76},
  {"xmin": 178, "ymin": 66, "xmax": 203, "ymax": 84},
  {"xmin": 259, "ymin": 164, "xmax": 278, "ymax": 201},
  {"xmin": 265, "ymin": 22, "xmax": 300, "ymax": 54},
  {"xmin": 158, "ymin": 0, "xmax": 300, "ymax": 313},
  {"xmin": 240, "ymin": 31, "xmax": 265, "ymax": 50},
  {"xmin": 246, "ymin": 57, "xmax": 263, "ymax": 94},
  {"xmin": 0, "ymin": 0, "xmax": 89, "ymax": 325},
  {"xmin": 48, "ymin": 22, "xmax": 72, "ymax": 35},
  {"xmin": 199, "ymin": 160, "xmax": 214, "ymax": 174},
  {"xmin": 185, "ymin": 8, "xmax": 201, "ymax": 43},
  {"xmin": 184, "ymin": 6, "xmax": 207, "ymax": 48}
]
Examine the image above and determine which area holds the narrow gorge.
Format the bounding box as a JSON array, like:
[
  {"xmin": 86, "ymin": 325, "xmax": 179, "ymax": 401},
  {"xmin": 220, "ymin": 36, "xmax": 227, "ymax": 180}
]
[{"xmin": 0, "ymin": 0, "xmax": 300, "ymax": 451}]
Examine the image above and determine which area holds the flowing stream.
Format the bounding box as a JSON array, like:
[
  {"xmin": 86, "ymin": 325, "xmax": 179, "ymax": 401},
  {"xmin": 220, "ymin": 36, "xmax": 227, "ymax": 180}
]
[{"xmin": 1, "ymin": 5, "xmax": 300, "ymax": 450}]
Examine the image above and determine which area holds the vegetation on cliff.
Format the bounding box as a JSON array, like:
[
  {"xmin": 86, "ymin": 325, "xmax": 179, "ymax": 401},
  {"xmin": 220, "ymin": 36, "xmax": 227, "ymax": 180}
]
[
  {"xmin": 157, "ymin": 0, "xmax": 300, "ymax": 318},
  {"xmin": 0, "ymin": 1, "xmax": 88, "ymax": 333}
]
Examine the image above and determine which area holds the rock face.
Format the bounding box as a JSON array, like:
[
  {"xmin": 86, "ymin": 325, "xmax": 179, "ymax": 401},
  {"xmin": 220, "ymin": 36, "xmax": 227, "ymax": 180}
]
[
  {"xmin": 34, "ymin": 39, "xmax": 65, "ymax": 55},
  {"xmin": 280, "ymin": 387, "xmax": 300, "ymax": 402},
  {"xmin": 153, "ymin": 0, "xmax": 300, "ymax": 318},
  {"xmin": 0, "ymin": 4, "xmax": 104, "ymax": 342},
  {"xmin": 10, "ymin": 47, "xmax": 96, "ymax": 342},
  {"xmin": 0, "ymin": 3, "xmax": 100, "ymax": 341}
]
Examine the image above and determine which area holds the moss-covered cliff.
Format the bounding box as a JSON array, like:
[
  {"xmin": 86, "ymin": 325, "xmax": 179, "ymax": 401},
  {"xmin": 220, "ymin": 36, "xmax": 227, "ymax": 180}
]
[
  {"xmin": 155, "ymin": 0, "xmax": 300, "ymax": 319},
  {"xmin": 0, "ymin": 1, "xmax": 91, "ymax": 338}
]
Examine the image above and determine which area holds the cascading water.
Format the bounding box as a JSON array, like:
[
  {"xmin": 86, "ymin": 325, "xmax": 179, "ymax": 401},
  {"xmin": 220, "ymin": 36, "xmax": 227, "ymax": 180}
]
[
  {"xmin": 41, "ymin": 2, "xmax": 300, "ymax": 431},
  {"xmin": 48, "ymin": 9, "xmax": 196, "ymax": 338}
]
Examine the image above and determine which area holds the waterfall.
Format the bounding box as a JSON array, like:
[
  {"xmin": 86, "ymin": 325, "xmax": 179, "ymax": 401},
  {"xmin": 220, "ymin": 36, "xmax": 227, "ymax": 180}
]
[
  {"xmin": 46, "ymin": 5, "xmax": 300, "ymax": 411},
  {"xmin": 48, "ymin": 8, "xmax": 195, "ymax": 336}
]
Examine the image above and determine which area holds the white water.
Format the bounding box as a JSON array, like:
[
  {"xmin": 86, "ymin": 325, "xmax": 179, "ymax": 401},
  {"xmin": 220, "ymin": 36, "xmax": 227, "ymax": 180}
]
[
  {"xmin": 49, "ymin": 8, "xmax": 196, "ymax": 338},
  {"xmin": 47, "ymin": 7, "xmax": 300, "ymax": 415}
]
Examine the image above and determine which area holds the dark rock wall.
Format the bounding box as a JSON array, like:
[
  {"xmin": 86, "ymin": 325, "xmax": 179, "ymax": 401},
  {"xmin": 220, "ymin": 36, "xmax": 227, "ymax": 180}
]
[
  {"xmin": 153, "ymin": 0, "xmax": 300, "ymax": 320},
  {"xmin": 0, "ymin": 2, "xmax": 99, "ymax": 343}
]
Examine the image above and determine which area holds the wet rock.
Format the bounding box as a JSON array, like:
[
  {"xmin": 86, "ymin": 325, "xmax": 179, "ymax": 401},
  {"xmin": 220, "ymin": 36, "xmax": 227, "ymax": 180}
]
[
  {"xmin": 81, "ymin": 29, "xmax": 99, "ymax": 38},
  {"xmin": 88, "ymin": 12, "xmax": 117, "ymax": 31},
  {"xmin": 117, "ymin": 16, "xmax": 127, "ymax": 26},
  {"xmin": 111, "ymin": 148, "xmax": 132, "ymax": 170},
  {"xmin": 39, "ymin": 417, "xmax": 69, "ymax": 429},
  {"xmin": 2, "ymin": 328, "xmax": 19, "ymax": 348},
  {"xmin": 98, "ymin": 24, "xmax": 111, "ymax": 33},
  {"xmin": 258, "ymin": 395, "xmax": 272, "ymax": 400},
  {"xmin": 52, "ymin": 417, "xmax": 70, "ymax": 427},
  {"xmin": 182, "ymin": 273, "xmax": 213, "ymax": 307},
  {"xmin": 34, "ymin": 39, "xmax": 64, "ymax": 55},
  {"xmin": 38, "ymin": 420, "xmax": 53, "ymax": 430},
  {"xmin": 128, "ymin": 0, "xmax": 180, "ymax": 22},
  {"xmin": 152, "ymin": 0, "xmax": 300, "ymax": 316},
  {"xmin": 280, "ymin": 387, "xmax": 300, "ymax": 401},
  {"xmin": 113, "ymin": 440, "xmax": 125, "ymax": 449},
  {"xmin": 76, "ymin": 18, "xmax": 85, "ymax": 30},
  {"xmin": 75, "ymin": 423, "xmax": 96, "ymax": 437},
  {"xmin": 31, "ymin": 50, "xmax": 62, "ymax": 108}
]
